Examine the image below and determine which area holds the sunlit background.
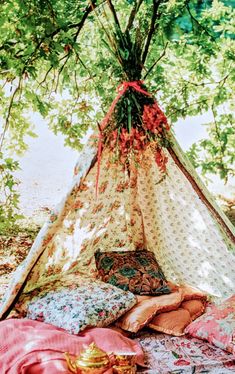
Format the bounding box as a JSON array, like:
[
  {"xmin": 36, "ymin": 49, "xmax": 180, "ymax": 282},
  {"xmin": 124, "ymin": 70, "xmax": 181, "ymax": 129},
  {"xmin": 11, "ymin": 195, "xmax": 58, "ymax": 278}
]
[{"xmin": 14, "ymin": 111, "xmax": 234, "ymax": 222}]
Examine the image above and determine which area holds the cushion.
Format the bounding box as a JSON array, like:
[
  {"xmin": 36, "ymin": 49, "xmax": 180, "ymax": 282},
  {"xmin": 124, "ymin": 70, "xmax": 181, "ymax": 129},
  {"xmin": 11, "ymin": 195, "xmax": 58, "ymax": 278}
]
[
  {"xmin": 148, "ymin": 300, "xmax": 206, "ymax": 336},
  {"xmin": 149, "ymin": 308, "xmax": 191, "ymax": 336},
  {"xmin": 181, "ymin": 299, "xmax": 206, "ymax": 321},
  {"xmin": 22, "ymin": 275, "xmax": 137, "ymax": 335},
  {"xmin": 95, "ymin": 250, "xmax": 171, "ymax": 295},
  {"xmin": 116, "ymin": 290, "xmax": 183, "ymax": 333},
  {"xmin": 185, "ymin": 294, "xmax": 235, "ymax": 354},
  {"xmin": 180, "ymin": 284, "xmax": 207, "ymax": 301},
  {"xmin": 117, "ymin": 288, "xmax": 206, "ymax": 334},
  {"xmin": 0, "ymin": 319, "xmax": 145, "ymax": 373}
]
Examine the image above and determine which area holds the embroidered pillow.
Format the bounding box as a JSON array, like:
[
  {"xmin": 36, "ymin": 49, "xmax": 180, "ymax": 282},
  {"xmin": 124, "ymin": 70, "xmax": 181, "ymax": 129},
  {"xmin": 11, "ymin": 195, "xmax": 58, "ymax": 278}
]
[
  {"xmin": 23, "ymin": 276, "xmax": 136, "ymax": 335},
  {"xmin": 185, "ymin": 294, "xmax": 235, "ymax": 354},
  {"xmin": 95, "ymin": 250, "xmax": 171, "ymax": 295}
]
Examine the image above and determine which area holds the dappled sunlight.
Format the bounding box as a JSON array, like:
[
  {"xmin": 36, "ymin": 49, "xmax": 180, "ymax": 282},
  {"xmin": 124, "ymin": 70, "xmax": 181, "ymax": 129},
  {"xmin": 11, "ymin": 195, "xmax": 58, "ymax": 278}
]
[
  {"xmin": 187, "ymin": 236, "xmax": 202, "ymax": 249},
  {"xmin": 220, "ymin": 275, "xmax": 234, "ymax": 289},
  {"xmin": 53, "ymin": 361, "xmax": 67, "ymax": 371},
  {"xmin": 138, "ymin": 149, "xmax": 235, "ymax": 298},
  {"xmin": 191, "ymin": 209, "xmax": 208, "ymax": 232},
  {"xmin": 1, "ymin": 145, "xmax": 234, "ymax": 322},
  {"xmin": 24, "ymin": 339, "xmax": 40, "ymax": 351},
  {"xmin": 198, "ymin": 261, "xmax": 214, "ymax": 278}
]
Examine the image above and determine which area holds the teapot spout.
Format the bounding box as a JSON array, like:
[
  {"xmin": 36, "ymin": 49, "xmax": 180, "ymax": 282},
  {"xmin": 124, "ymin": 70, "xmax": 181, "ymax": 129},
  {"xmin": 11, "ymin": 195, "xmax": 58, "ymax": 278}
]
[{"xmin": 65, "ymin": 352, "xmax": 78, "ymax": 373}]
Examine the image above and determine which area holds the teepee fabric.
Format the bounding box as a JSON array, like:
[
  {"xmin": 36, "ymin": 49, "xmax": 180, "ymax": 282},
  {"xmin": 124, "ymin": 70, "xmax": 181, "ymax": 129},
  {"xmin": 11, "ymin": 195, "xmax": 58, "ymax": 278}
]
[{"xmin": 0, "ymin": 137, "xmax": 235, "ymax": 319}]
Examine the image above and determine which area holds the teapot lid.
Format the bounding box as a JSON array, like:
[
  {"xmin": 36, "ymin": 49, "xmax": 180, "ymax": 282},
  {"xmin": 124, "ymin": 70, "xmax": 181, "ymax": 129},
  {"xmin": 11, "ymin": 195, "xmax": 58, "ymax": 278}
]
[{"xmin": 77, "ymin": 342, "xmax": 110, "ymax": 366}]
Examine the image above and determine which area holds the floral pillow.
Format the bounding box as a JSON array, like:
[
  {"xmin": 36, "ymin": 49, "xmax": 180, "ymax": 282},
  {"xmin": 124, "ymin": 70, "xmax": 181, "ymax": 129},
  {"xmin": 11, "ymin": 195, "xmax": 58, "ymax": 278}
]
[
  {"xmin": 185, "ymin": 294, "xmax": 235, "ymax": 354},
  {"xmin": 22, "ymin": 275, "xmax": 137, "ymax": 335},
  {"xmin": 95, "ymin": 250, "xmax": 172, "ymax": 295}
]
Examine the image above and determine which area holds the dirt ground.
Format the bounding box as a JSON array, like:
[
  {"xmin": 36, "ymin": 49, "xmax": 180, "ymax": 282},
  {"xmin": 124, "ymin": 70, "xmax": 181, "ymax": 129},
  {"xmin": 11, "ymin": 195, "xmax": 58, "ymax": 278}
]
[{"xmin": 0, "ymin": 225, "xmax": 40, "ymax": 303}]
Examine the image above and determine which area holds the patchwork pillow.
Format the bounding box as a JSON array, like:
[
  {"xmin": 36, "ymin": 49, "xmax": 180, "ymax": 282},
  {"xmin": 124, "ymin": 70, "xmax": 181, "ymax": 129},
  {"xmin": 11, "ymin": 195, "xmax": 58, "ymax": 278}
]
[
  {"xmin": 22, "ymin": 275, "xmax": 137, "ymax": 335},
  {"xmin": 185, "ymin": 294, "xmax": 235, "ymax": 354},
  {"xmin": 95, "ymin": 250, "xmax": 171, "ymax": 295}
]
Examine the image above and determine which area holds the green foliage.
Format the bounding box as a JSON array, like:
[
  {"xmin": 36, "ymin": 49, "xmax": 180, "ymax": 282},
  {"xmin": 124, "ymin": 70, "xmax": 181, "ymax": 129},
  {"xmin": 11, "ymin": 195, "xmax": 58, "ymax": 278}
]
[
  {"xmin": 0, "ymin": 153, "xmax": 23, "ymax": 233},
  {"xmin": 187, "ymin": 112, "xmax": 235, "ymax": 182},
  {"xmin": 0, "ymin": 0, "xmax": 234, "ymax": 182}
]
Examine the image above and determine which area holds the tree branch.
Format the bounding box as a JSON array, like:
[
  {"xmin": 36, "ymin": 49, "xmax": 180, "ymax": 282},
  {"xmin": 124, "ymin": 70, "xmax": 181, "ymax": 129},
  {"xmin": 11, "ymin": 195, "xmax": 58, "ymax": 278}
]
[
  {"xmin": 75, "ymin": 53, "xmax": 96, "ymax": 81},
  {"xmin": 182, "ymin": 74, "xmax": 229, "ymax": 87},
  {"xmin": 144, "ymin": 41, "xmax": 168, "ymax": 79},
  {"xmin": 44, "ymin": 0, "xmax": 57, "ymax": 23},
  {"xmin": 141, "ymin": 0, "xmax": 163, "ymax": 65},
  {"xmin": 54, "ymin": 53, "xmax": 70, "ymax": 92},
  {"xmin": 37, "ymin": 53, "xmax": 72, "ymax": 87},
  {"xmin": 211, "ymin": 102, "xmax": 227, "ymax": 180},
  {"xmin": 186, "ymin": 3, "xmax": 216, "ymax": 42},
  {"xmin": 38, "ymin": 66, "xmax": 54, "ymax": 87},
  {"xmin": 106, "ymin": 0, "xmax": 122, "ymax": 32},
  {"xmin": 125, "ymin": 0, "xmax": 144, "ymax": 32},
  {"xmin": 168, "ymin": 98, "xmax": 209, "ymax": 117},
  {"xmin": 0, "ymin": 77, "xmax": 22, "ymax": 152},
  {"xmin": 22, "ymin": 1, "xmax": 97, "ymax": 74}
]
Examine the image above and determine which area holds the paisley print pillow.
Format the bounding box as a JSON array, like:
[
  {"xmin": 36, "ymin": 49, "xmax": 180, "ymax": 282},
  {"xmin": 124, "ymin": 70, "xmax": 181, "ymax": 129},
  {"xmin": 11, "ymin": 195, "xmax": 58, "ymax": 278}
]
[
  {"xmin": 185, "ymin": 294, "xmax": 235, "ymax": 355},
  {"xmin": 95, "ymin": 250, "xmax": 171, "ymax": 295},
  {"xmin": 25, "ymin": 276, "xmax": 137, "ymax": 335}
]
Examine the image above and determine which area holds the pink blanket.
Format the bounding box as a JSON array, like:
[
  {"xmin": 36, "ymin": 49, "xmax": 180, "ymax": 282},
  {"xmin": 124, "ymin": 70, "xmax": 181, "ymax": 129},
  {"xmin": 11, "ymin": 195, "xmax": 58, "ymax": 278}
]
[{"xmin": 0, "ymin": 319, "xmax": 144, "ymax": 374}]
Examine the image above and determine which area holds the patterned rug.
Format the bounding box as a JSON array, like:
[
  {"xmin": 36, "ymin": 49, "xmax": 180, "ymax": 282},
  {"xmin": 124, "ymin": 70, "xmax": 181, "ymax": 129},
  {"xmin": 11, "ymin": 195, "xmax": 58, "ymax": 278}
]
[{"xmin": 136, "ymin": 330, "xmax": 235, "ymax": 373}]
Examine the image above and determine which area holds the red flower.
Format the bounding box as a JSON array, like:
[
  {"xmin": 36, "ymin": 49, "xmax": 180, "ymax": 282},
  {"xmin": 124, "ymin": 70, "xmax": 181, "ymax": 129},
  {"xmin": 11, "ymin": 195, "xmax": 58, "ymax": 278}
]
[
  {"xmin": 174, "ymin": 359, "xmax": 190, "ymax": 366},
  {"xmin": 117, "ymin": 128, "xmax": 147, "ymax": 162},
  {"xmin": 109, "ymin": 130, "xmax": 118, "ymax": 149},
  {"xmin": 155, "ymin": 147, "xmax": 168, "ymax": 173},
  {"xmin": 74, "ymin": 200, "xmax": 84, "ymax": 209},
  {"xmin": 142, "ymin": 102, "xmax": 170, "ymax": 134}
]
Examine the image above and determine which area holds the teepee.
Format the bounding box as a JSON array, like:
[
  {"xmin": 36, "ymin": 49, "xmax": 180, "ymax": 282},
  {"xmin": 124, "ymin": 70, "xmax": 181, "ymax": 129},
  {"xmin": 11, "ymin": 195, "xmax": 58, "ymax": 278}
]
[
  {"xmin": 1, "ymin": 83, "xmax": 235, "ymax": 319},
  {"xmin": 1, "ymin": 3, "xmax": 235, "ymax": 319}
]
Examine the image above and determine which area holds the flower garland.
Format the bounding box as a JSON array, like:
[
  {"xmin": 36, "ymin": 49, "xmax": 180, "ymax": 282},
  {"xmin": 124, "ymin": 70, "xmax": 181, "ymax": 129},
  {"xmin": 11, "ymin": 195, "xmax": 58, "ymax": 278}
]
[{"xmin": 96, "ymin": 81, "xmax": 170, "ymax": 195}]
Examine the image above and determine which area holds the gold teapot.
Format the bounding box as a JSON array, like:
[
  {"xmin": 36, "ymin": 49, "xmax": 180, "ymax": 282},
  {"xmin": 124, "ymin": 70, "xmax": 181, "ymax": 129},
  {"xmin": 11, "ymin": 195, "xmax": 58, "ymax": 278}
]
[{"xmin": 65, "ymin": 342, "xmax": 110, "ymax": 374}]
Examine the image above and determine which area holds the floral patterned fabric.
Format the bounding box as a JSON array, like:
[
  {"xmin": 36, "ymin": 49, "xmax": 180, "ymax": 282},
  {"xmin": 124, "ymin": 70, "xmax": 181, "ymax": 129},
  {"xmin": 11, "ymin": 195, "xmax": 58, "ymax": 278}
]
[
  {"xmin": 136, "ymin": 330, "xmax": 235, "ymax": 373},
  {"xmin": 185, "ymin": 295, "xmax": 235, "ymax": 355},
  {"xmin": 95, "ymin": 250, "xmax": 171, "ymax": 295},
  {"xmin": 0, "ymin": 140, "xmax": 235, "ymax": 319},
  {"xmin": 17, "ymin": 274, "xmax": 136, "ymax": 334}
]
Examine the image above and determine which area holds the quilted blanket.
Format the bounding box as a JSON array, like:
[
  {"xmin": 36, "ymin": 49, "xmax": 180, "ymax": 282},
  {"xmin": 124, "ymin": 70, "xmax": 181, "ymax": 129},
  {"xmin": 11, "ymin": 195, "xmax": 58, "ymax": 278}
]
[
  {"xmin": 0, "ymin": 319, "xmax": 144, "ymax": 374},
  {"xmin": 136, "ymin": 330, "xmax": 235, "ymax": 373}
]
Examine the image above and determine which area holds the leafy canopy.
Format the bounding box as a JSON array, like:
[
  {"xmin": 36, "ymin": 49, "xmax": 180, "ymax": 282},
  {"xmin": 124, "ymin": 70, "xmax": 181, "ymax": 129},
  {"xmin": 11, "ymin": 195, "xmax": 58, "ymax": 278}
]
[{"xmin": 0, "ymin": 0, "xmax": 234, "ymax": 179}]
